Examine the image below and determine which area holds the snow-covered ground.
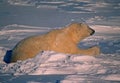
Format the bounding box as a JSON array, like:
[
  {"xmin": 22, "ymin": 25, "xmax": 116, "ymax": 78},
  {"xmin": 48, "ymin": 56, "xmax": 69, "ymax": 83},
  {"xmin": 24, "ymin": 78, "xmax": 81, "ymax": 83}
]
[
  {"xmin": 0, "ymin": 0, "xmax": 120, "ymax": 83},
  {"xmin": 0, "ymin": 24, "xmax": 120, "ymax": 83}
]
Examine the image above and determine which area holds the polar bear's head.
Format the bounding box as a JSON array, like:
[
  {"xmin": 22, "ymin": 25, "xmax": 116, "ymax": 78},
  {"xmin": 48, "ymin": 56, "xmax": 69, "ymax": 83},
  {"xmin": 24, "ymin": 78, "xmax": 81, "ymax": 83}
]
[{"xmin": 64, "ymin": 23, "xmax": 95, "ymax": 43}]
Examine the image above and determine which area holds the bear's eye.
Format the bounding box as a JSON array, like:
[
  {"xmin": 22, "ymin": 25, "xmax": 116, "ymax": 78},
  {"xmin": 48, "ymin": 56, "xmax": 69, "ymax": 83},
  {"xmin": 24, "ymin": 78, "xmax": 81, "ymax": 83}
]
[
  {"xmin": 76, "ymin": 28, "xmax": 81, "ymax": 33},
  {"xmin": 80, "ymin": 23, "xmax": 88, "ymax": 28},
  {"xmin": 77, "ymin": 27, "xmax": 81, "ymax": 31}
]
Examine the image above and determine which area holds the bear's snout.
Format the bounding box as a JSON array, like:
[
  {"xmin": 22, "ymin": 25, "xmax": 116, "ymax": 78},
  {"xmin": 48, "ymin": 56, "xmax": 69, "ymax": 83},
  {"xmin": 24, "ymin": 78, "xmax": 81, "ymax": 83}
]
[{"xmin": 90, "ymin": 28, "xmax": 95, "ymax": 35}]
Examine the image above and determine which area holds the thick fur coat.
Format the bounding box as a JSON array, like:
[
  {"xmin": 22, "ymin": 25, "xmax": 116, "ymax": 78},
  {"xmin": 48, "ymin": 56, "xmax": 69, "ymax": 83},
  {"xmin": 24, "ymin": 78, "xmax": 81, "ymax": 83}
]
[{"xmin": 11, "ymin": 23, "xmax": 100, "ymax": 62}]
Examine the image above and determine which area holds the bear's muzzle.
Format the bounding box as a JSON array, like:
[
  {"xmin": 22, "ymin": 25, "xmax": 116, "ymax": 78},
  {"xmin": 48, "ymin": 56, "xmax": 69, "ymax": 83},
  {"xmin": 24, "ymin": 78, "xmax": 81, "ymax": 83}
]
[{"xmin": 90, "ymin": 28, "xmax": 95, "ymax": 35}]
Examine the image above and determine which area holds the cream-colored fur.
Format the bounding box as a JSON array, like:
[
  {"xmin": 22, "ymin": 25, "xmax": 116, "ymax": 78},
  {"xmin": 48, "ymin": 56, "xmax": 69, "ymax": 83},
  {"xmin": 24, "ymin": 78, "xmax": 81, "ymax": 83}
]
[{"xmin": 11, "ymin": 23, "xmax": 100, "ymax": 62}]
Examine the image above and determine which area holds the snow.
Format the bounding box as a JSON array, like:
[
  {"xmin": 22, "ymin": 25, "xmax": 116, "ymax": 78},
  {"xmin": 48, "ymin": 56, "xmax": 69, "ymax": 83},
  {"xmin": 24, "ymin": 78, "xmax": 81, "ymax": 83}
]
[
  {"xmin": 103, "ymin": 74, "xmax": 120, "ymax": 81},
  {"xmin": 0, "ymin": 0, "xmax": 120, "ymax": 82},
  {"xmin": 0, "ymin": 24, "xmax": 120, "ymax": 83}
]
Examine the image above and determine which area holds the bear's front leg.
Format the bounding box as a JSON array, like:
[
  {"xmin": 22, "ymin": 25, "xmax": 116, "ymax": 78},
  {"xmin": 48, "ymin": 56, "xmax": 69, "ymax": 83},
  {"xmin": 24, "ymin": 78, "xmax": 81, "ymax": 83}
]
[{"xmin": 77, "ymin": 46, "xmax": 100, "ymax": 56}]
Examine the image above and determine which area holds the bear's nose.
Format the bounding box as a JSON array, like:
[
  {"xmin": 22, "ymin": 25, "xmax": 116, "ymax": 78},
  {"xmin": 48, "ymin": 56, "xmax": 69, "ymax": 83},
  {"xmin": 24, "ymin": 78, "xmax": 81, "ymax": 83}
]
[{"xmin": 90, "ymin": 29, "xmax": 95, "ymax": 35}]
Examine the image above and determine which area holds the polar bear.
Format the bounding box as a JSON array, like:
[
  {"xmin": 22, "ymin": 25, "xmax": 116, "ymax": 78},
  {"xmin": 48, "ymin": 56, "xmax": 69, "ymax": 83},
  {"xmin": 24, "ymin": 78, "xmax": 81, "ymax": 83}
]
[{"xmin": 10, "ymin": 23, "xmax": 100, "ymax": 62}]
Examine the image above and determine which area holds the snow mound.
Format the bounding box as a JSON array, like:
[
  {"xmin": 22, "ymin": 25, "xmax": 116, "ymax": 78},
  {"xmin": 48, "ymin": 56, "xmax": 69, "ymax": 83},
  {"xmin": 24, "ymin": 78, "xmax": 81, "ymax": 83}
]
[
  {"xmin": 0, "ymin": 50, "xmax": 101, "ymax": 75},
  {"xmin": 0, "ymin": 49, "xmax": 119, "ymax": 78},
  {"xmin": 102, "ymin": 74, "xmax": 120, "ymax": 81}
]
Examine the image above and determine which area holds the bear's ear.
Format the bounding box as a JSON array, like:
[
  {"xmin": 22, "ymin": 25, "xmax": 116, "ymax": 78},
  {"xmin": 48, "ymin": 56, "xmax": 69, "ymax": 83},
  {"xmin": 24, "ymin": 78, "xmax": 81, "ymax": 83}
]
[
  {"xmin": 62, "ymin": 22, "xmax": 88, "ymax": 32},
  {"xmin": 68, "ymin": 22, "xmax": 80, "ymax": 28},
  {"xmin": 65, "ymin": 22, "xmax": 81, "ymax": 30},
  {"xmin": 80, "ymin": 23, "xmax": 88, "ymax": 28}
]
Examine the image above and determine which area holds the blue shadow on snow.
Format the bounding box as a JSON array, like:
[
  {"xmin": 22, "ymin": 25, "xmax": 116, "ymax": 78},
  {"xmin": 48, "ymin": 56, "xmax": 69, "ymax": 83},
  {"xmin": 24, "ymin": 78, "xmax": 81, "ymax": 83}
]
[{"xmin": 3, "ymin": 50, "xmax": 12, "ymax": 63}]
